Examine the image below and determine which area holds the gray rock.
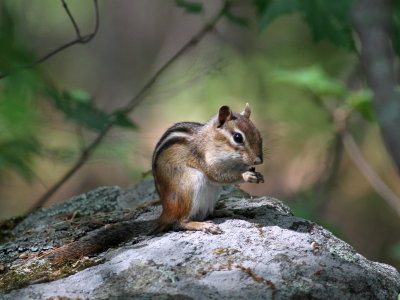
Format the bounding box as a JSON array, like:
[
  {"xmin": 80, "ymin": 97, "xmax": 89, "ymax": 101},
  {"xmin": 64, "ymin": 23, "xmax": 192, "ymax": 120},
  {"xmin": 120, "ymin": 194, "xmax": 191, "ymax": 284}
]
[{"xmin": 0, "ymin": 180, "xmax": 399, "ymax": 300}]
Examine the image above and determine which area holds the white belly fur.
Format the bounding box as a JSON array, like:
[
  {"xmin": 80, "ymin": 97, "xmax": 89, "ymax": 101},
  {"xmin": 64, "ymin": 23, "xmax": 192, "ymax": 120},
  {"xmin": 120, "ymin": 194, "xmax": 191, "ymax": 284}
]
[{"xmin": 188, "ymin": 169, "xmax": 222, "ymax": 221}]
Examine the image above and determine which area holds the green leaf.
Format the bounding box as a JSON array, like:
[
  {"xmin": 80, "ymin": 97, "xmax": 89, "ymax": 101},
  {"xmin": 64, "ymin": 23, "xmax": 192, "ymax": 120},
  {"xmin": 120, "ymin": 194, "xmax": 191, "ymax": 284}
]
[
  {"xmin": 346, "ymin": 90, "xmax": 376, "ymax": 122},
  {"xmin": 64, "ymin": 89, "xmax": 91, "ymax": 104},
  {"xmin": 0, "ymin": 2, "xmax": 48, "ymax": 182},
  {"xmin": 258, "ymin": 0, "xmax": 300, "ymax": 31},
  {"xmin": 174, "ymin": 0, "xmax": 203, "ymax": 14},
  {"xmin": 0, "ymin": 4, "xmax": 14, "ymax": 43},
  {"xmin": 272, "ymin": 66, "xmax": 346, "ymax": 97},
  {"xmin": 47, "ymin": 87, "xmax": 138, "ymax": 131},
  {"xmin": 47, "ymin": 87, "xmax": 110, "ymax": 132},
  {"xmin": 0, "ymin": 2, "xmax": 37, "ymax": 74},
  {"xmin": 223, "ymin": 11, "xmax": 250, "ymax": 27},
  {"xmin": 110, "ymin": 112, "xmax": 138, "ymax": 130},
  {"xmin": 251, "ymin": 0, "xmax": 271, "ymax": 16},
  {"xmin": 257, "ymin": 0, "xmax": 355, "ymax": 50},
  {"xmin": 301, "ymin": 0, "xmax": 354, "ymax": 49}
]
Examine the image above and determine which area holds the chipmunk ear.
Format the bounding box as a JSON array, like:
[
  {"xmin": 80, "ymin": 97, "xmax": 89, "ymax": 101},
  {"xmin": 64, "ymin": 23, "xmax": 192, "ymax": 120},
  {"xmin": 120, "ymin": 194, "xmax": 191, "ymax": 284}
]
[
  {"xmin": 217, "ymin": 105, "xmax": 232, "ymax": 128},
  {"xmin": 240, "ymin": 103, "xmax": 251, "ymax": 119}
]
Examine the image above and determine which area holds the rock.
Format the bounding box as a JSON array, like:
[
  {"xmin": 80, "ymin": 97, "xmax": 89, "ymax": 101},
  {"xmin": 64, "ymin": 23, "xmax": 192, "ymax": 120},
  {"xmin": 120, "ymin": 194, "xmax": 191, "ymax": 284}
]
[{"xmin": 0, "ymin": 179, "xmax": 399, "ymax": 299}]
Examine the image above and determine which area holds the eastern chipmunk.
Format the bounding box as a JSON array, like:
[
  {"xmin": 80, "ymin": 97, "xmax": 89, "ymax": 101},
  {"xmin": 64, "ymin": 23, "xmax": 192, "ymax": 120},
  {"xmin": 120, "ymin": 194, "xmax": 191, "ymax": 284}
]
[
  {"xmin": 152, "ymin": 104, "xmax": 264, "ymax": 234},
  {"xmin": 37, "ymin": 104, "xmax": 264, "ymax": 262}
]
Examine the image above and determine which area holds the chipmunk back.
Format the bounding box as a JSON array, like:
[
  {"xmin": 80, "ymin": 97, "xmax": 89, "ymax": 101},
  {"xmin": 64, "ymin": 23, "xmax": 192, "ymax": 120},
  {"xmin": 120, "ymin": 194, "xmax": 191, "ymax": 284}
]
[{"xmin": 152, "ymin": 104, "xmax": 264, "ymax": 234}]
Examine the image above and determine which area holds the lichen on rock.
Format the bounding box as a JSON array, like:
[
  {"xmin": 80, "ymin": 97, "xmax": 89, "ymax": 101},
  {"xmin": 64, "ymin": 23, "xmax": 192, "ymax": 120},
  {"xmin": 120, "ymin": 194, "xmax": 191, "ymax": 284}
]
[{"xmin": 0, "ymin": 179, "xmax": 399, "ymax": 299}]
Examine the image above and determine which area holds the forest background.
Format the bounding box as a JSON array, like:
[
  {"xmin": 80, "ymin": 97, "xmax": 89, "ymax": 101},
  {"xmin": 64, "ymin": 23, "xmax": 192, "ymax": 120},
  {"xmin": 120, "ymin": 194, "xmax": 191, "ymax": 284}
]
[{"xmin": 0, "ymin": 0, "xmax": 399, "ymax": 270}]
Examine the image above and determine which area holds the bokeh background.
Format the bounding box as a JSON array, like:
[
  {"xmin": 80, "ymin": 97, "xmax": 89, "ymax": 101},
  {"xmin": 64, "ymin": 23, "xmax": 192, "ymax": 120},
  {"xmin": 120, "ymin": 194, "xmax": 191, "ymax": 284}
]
[{"xmin": 1, "ymin": 0, "xmax": 399, "ymax": 270}]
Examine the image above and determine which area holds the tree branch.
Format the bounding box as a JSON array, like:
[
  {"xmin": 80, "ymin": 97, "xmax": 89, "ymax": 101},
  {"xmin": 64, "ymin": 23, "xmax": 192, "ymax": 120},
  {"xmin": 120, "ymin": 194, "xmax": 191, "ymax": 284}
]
[
  {"xmin": 311, "ymin": 92, "xmax": 400, "ymax": 217},
  {"xmin": 61, "ymin": 0, "xmax": 82, "ymax": 38},
  {"xmin": 27, "ymin": 1, "xmax": 231, "ymax": 214},
  {"xmin": 313, "ymin": 133, "xmax": 344, "ymax": 215},
  {"xmin": 0, "ymin": 0, "xmax": 99, "ymax": 79},
  {"xmin": 353, "ymin": 0, "xmax": 400, "ymax": 173},
  {"xmin": 333, "ymin": 108, "xmax": 400, "ymax": 218},
  {"xmin": 120, "ymin": 1, "xmax": 230, "ymax": 114},
  {"xmin": 341, "ymin": 131, "xmax": 400, "ymax": 217}
]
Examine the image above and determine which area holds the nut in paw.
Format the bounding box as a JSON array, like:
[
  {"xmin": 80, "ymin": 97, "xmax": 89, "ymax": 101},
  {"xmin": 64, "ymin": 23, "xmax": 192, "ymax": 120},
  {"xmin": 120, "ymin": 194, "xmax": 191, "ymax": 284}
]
[{"xmin": 242, "ymin": 170, "xmax": 264, "ymax": 183}]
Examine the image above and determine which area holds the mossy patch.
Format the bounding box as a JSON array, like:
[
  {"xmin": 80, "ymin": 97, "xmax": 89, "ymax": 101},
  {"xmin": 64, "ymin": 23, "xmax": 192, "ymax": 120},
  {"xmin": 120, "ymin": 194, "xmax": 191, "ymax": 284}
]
[{"xmin": 0, "ymin": 257, "xmax": 100, "ymax": 293}]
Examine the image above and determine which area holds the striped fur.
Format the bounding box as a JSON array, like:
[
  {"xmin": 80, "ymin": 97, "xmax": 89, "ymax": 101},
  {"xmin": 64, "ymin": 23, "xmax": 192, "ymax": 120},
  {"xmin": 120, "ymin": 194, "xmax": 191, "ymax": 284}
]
[
  {"xmin": 152, "ymin": 105, "xmax": 263, "ymax": 234},
  {"xmin": 152, "ymin": 122, "xmax": 202, "ymax": 169}
]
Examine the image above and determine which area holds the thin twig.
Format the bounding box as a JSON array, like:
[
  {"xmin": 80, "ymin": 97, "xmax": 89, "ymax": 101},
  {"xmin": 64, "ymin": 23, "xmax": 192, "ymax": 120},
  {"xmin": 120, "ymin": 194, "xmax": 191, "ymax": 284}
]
[
  {"xmin": 333, "ymin": 109, "xmax": 400, "ymax": 218},
  {"xmin": 120, "ymin": 1, "xmax": 230, "ymax": 114},
  {"xmin": 61, "ymin": 0, "xmax": 82, "ymax": 38},
  {"xmin": 27, "ymin": 1, "xmax": 231, "ymax": 214},
  {"xmin": 314, "ymin": 133, "xmax": 343, "ymax": 215},
  {"xmin": 312, "ymin": 93, "xmax": 400, "ymax": 217},
  {"xmin": 0, "ymin": 0, "xmax": 99, "ymax": 79},
  {"xmin": 341, "ymin": 131, "xmax": 400, "ymax": 217},
  {"xmin": 27, "ymin": 123, "xmax": 112, "ymax": 214}
]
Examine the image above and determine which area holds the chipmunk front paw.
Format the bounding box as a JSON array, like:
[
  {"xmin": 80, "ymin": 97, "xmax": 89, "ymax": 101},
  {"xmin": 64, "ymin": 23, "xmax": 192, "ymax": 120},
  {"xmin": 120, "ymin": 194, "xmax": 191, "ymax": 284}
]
[{"xmin": 242, "ymin": 169, "xmax": 264, "ymax": 183}]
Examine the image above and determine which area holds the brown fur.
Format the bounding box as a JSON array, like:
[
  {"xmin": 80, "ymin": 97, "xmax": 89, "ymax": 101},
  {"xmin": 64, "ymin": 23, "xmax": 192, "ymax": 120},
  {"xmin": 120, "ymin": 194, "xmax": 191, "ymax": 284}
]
[
  {"xmin": 153, "ymin": 105, "xmax": 263, "ymax": 233},
  {"xmin": 39, "ymin": 105, "xmax": 263, "ymax": 262},
  {"xmin": 39, "ymin": 219, "xmax": 156, "ymax": 262}
]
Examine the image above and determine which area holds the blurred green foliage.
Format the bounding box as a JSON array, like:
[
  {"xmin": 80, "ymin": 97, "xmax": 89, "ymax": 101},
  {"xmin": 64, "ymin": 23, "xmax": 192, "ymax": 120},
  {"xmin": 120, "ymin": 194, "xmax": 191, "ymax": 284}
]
[
  {"xmin": 223, "ymin": 10, "xmax": 250, "ymax": 27},
  {"xmin": 272, "ymin": 65, "xmax": 376, "ymax": 122},
  {"xmin": 174, "ymin": 0, "xmax": 251, "ymax": 26},
  {"xmin": 0, "ymin": 1, "xmax": 35, "ymax": 73},
  {"xmin": 346, "ymin": 89, "xmax": 375, "ymax": 122},
  {"xmin": 0, "ymin": 2, "xmax": 44, "ymax": 180},
  {"xmin": 0, "ymin": 1, "xmax": 137, "ymax": 181},
  {"xmin": 174, "ymin": 0, "xmax": 203, "ymax": 14},
  {"xmin": 273, "ymin": 66, "xmax": 346, "ymax": 97},
  {"xmin": 256, "ymin": 0, "xmax": 354, "ymax": 50},
  {"xmin": 47, "ymin": 87, "xmax": 137, "ymax": 132},
  {"xmin": 254, "ymin": 0, "xmax": 400, "ymax": 56}
]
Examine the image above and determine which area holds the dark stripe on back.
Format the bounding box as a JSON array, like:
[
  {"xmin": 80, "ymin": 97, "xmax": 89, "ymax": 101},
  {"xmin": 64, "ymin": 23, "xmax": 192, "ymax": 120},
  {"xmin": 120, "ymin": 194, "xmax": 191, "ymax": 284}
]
[
  {"xmin": 168, "ymin": 122, "xmax": 202, "ymax": 133},
  {"xmin": 154, "ymin": 122, "xmax": 203, "ymax": 150},
  {"xmin": 152, "ymin": 122, "xmax": 203, "ymax": 169},
  {"xmin": 152, "ymin": 137, "xmax": 189, "ymax": 169}
]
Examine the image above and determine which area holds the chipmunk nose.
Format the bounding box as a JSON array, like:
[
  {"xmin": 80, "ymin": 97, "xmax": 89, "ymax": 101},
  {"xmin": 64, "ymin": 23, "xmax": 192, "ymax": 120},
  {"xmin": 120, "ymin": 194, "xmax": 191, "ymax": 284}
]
[{"xmin": 254, "ymin": 156, "xmax": 263, "ymax": 165}]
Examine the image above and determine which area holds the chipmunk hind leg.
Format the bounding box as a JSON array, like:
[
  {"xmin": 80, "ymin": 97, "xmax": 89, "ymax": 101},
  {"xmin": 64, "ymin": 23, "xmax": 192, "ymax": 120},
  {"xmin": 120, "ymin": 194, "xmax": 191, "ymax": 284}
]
[
  {"xmin": 151, "ymin": 189, "xmax": 191, "ymax": 234},
  {"xmin": 153, "ymin": 168, "xmax": 223, "ymax": 234}
]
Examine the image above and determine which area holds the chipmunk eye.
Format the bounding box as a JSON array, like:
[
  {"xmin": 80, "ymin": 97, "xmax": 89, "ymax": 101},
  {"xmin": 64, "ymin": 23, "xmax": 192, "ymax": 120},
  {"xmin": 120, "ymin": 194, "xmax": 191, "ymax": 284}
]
[{"xmin": 233, "ymin": 132, "xmax": 244, "ymax": 144}]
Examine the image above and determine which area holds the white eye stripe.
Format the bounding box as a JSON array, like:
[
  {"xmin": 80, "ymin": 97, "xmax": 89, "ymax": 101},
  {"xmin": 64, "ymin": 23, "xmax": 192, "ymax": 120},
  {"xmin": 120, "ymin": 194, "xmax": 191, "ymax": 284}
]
[{"xmin": 219, "ymin": 128, "xmax": 246, "ymax": 145}]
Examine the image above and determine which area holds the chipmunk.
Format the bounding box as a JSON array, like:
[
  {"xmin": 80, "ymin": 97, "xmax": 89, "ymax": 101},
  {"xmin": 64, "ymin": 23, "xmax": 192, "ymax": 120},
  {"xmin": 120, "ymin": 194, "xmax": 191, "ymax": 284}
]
[
  {"xmin": 37, "ymin": 104, "xmax": 264, "ymax": 262},
  {"xmin": 152, "ymin": 103, "xmax": 264, "ymax": 234}
]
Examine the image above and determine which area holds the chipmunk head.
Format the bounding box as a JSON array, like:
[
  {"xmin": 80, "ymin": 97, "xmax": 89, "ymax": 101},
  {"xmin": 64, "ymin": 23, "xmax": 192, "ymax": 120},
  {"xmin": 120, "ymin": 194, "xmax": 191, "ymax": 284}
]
[{"xmin": 209, "ymin": 103, "xmax": 263, "ymax": 171}]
